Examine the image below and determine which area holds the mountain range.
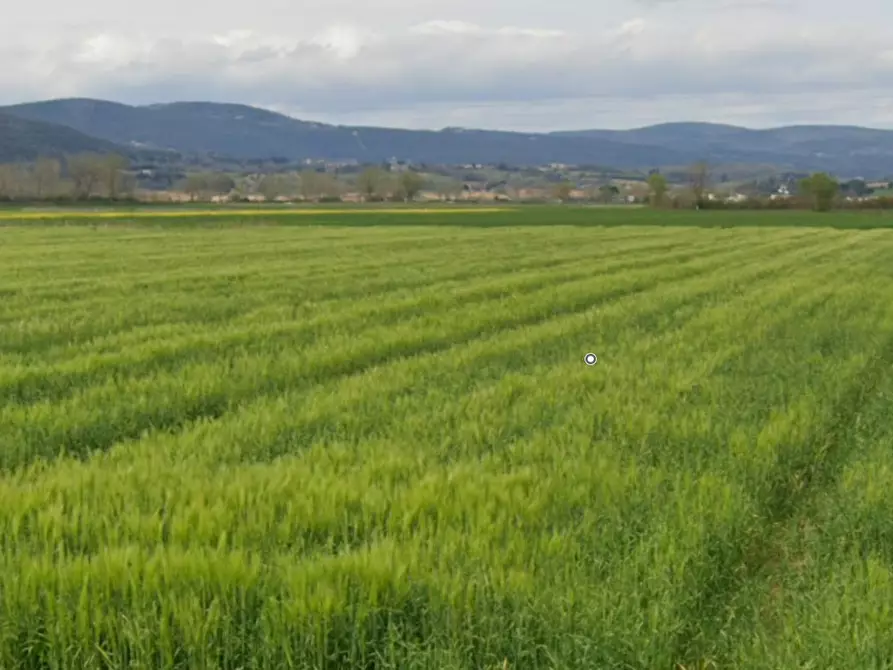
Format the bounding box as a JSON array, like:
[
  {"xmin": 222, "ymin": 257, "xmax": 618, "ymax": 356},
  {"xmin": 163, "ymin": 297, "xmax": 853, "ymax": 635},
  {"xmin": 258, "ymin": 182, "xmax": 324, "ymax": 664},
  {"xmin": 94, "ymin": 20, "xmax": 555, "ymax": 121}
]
[{"xmin": 2, "ymin": 98, "xmax": 893, "ymax": 178}]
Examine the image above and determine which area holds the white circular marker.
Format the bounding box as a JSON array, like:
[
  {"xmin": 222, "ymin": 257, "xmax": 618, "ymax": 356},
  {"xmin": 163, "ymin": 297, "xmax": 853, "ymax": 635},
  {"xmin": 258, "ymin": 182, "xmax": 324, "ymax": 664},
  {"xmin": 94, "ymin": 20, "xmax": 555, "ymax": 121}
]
[{"xmin": 584, "ymin": 353, "xmax": 598, "ymax": 366}]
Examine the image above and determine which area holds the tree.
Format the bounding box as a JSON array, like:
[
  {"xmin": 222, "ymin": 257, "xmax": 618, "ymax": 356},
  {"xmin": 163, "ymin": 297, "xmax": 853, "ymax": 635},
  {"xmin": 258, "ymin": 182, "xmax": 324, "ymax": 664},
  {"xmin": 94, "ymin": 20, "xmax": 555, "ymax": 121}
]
[
  {"xmin": 598, "ymin": 184, "xmax": 620, "ymax": 204},
  {"xmin": 553, "ymin": 181, "xmax": 573, "ymax": 202},
  {"xmin": 690, "ymin": 160, "xmax": 709, "ymax": 207},
  {"xmin": 315, "ymin": 173, "xmax": 343, "ymax": 200},
  {"xmin": 647, "ymin": 172, "xmax": 668, "ymax": 207},
  {"xmin": 398, "ymin": 171, "xmax": 426, "ymax": 201},
  {"xmin": 208, "ymin": 173, "xmax": 235, "ymax": 197},
  {"xmin": 842, "ymin": 179, "xmax": 872, "ymax": 197},
  {"xmin": 182, "ymin": 174, "xmax": 206, "ymax": 201},
  {"xmin": 0, "ymin": 164, "xmax": 27, "ymax": 199},
  {"xmin": 67, "ymin": 153, "xmax": 105, "ymax": 199},
  {"xmin": 437, "ymin": 178, "xmax": 464, "ymax": 201},
  {"xmin": 102, "ymin": 154, "xmax": 130, "ymax": 199},
  {"xmin": 799, "ymin": 172, "xmax": 839, "ymax": 211},
  {"xmin": 357, "ymin": 167, "xmax": 386, "ymax": 201},
  {"xmin": 179, "ymin": 172, "xmax": 233, "ymax": 201},
  {"xmin": 258, "ymin": 174, "xmax": 287, "ymax": 200},
  {"xmin": 299, "ymin": 171, "xmax": 320, "ymax": 201},
  {"xmin": 33, "ymin": 158, "xmax": 61, "ymax": 199},
  {"xmin": 118, "ymin": 172, "xmax": 137, "ymax": 199}
]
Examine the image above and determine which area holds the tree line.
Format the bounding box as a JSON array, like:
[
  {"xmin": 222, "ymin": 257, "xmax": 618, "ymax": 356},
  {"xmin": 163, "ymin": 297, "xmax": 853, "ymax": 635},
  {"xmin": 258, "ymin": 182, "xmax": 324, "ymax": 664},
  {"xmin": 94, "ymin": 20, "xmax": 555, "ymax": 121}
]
[
  {"xmin": 0, "ymin": 155, "xmax": 441, "ymax": 203},
  {"xmin": 0, "ymin": 154, "xmax": 135, "ymax": 201},
  {"xmin": 3, "ymin": 152, "xmax": 890, "ymax": 210},
  {"xmin": 643, "ymin": 162, "xmax": 891, "ymax": 211}
]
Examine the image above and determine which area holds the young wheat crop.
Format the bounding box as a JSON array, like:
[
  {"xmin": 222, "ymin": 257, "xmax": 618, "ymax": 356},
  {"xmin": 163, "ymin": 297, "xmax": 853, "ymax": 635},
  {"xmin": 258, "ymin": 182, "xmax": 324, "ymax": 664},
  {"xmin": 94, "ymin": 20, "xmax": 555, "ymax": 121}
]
[{"xmin": 1, "ymin": 214, "xmax": 893, "ymax": 669}]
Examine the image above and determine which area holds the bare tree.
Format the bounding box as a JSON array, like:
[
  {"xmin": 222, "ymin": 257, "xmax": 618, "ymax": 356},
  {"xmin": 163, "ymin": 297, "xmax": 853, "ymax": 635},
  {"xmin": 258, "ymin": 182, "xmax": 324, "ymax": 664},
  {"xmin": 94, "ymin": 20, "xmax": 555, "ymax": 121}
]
[
  {"xmin": 33, "ymin": 158, "xmax": 61, "ymax": 199},
  {"xmin": 0, "ymin": 165, "xmax": 15, "ymax": 199},
  {"xmin": 102, "ymin": 154, "xmax": 130, "ymax": 199},
  {"xmin": 398, "ymin": 171, "xmax": 425, "ymax": 201},
  {"xmin": 299, "ymin": 170, "xmax": 320, "ymax": 201},
  {"xmin": 265, "ymin": 173, "xmax": 301, "ymax": 200},
  {"xmin": 0, "ymin": 164, "xmax": 30, "ymax": 199},
  {"xmin": 182, "ymin": 174, "xmax": 205, "ymax": 201},
  {"xmin": 436, "ymin": 178, "xmax": 463, "ymax": 201},
  {"xmin": 553, "ymin": 181, "xmax": 573, "ymax": 202},
  {"xmin": 67, "ymin": 153, "xmax": 104, "ymax": 199},
  {"xmin": 690, "ymin": 160, "xmax": 709, "ymax": 207},
  {"xmin": 258, "ymin": 174, "xmax": 286, "ymax": 201},
  {"xmin": 316, "ymin": 173, "xmax": 343, "ymax": 200},
  {"xmin": 357, "ymin": 167, "xmax": 386, "ymax": 201},
  {"xmin": 118, "ymin": 172, "xmax": 137, "ymax": 199},
  {"xmin": 179, "ymin": 172, "xmax": 234, "ymax": 201}
]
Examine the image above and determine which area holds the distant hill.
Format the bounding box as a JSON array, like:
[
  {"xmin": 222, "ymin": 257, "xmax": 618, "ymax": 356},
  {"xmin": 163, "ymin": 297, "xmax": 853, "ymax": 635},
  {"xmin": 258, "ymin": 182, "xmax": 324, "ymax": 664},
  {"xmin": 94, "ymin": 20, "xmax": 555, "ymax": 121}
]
[
  {"xmin": 552, "ymin": 123, "xmax": 893, "ymax": 177},
  {"xmin": 0, "ymin": 98, "xmax": 688, "ymax": 168},
  {"xmin": 0, "ymin": 112, "xmax": 124, "ymax": 162},
  {"xmin": 4, "ymin": 98, "xmax": 893, "ymax": 177}
]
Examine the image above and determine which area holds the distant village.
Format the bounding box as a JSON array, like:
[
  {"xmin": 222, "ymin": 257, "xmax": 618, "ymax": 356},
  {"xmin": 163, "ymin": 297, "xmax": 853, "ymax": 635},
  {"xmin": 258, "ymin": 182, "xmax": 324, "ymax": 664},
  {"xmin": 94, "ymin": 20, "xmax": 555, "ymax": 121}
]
[{"xmin": 2, "ymin": 152, "xmax": 891, "ymax": 205}]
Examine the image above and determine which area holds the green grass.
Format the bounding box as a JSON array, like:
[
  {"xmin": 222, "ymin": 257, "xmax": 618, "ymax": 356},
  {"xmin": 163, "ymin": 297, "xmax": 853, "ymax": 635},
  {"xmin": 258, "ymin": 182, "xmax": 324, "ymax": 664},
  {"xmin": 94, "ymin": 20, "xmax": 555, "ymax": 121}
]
[
  {"xmin": 3, "ymin": 204, "xmax": 893, "ymax": 229},
  {"xmin": 2, "ymin": 209, "xmax": 893, "ymax": 668}
]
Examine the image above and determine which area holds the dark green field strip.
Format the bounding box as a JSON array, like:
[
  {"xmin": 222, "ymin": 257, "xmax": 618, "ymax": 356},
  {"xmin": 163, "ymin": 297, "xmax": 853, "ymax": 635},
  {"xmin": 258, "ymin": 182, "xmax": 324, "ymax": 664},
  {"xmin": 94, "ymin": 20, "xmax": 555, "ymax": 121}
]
[
  {"xmin": 0, "ymin": 234, "xmax": 870, "ymax": 560},
  {"xmin": 0, "ymin": 232, "xmax": 806, "ymax": 407},
  {"xmin": 3, "ymin": 206, "xmax": 893, "ymax": 230},
  {"xmin": 0, "ymin": 231, "xmax": 839, "ymax": 472}
]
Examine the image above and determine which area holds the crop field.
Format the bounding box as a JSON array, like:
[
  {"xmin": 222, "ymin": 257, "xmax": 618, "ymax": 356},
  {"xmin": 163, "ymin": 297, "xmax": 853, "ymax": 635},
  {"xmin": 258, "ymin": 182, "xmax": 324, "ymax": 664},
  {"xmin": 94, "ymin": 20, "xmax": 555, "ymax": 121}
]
[{"xmin": 2, "ymin": 210, "xmax": 893, "ymax": 669}]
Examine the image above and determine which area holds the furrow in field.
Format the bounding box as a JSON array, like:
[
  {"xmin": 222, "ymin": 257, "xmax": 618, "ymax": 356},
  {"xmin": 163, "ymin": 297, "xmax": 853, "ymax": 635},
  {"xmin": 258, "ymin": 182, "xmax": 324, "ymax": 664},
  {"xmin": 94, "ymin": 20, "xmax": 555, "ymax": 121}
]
[
  {"xmin": 657, "ymin": 268, "xmax": 893, "ymax": 664},
  {"xmin": 711, "ymin": 371, "xmax": 893, "ymax": 667}
]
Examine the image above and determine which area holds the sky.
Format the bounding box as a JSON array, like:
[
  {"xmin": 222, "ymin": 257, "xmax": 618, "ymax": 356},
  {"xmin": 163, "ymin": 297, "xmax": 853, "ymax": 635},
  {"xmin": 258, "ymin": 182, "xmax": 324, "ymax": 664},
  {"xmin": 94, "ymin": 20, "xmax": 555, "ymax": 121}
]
[{"xmin": 3, "ymin": 0, "xmax": 893, "ymax": 131}]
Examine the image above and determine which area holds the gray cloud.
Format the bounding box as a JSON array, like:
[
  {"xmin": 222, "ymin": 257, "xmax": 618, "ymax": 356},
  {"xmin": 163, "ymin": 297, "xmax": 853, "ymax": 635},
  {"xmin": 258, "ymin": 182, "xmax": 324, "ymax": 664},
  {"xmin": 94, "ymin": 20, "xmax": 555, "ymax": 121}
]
[{"xmin": 3, "ymin": 5, "xmax": 893, "ymax": 130}]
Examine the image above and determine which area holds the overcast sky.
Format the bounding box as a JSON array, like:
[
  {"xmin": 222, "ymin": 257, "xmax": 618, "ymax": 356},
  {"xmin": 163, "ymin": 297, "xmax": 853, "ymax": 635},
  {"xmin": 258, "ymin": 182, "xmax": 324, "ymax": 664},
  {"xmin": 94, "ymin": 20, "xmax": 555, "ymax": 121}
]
[{"xmin": 3, "ymin": 0, "xmax": 893, "ymax": 131}]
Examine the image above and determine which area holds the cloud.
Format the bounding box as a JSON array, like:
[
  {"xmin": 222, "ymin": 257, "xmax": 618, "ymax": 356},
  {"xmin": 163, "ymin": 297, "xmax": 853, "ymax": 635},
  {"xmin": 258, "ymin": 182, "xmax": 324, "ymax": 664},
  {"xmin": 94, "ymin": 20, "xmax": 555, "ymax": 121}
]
[{"xmin": 3, "ymin": 13, "xmax": 893, "ymax": 130}]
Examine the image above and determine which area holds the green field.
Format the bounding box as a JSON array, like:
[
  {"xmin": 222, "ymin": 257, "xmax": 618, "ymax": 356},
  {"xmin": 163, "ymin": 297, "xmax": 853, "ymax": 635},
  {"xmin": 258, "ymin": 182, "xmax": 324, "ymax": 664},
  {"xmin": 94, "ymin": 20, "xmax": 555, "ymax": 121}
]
[{"xmin": 2, "ymin": 208, "xmax": 893, "ymax": 669}]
